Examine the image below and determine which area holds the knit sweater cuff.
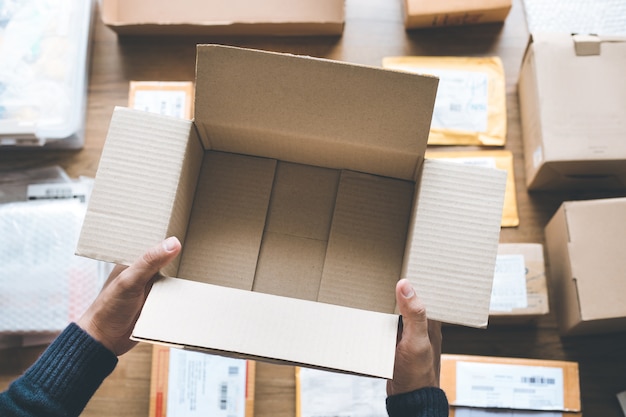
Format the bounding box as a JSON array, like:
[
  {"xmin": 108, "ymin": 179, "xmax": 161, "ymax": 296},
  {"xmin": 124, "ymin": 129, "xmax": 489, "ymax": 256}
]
[
  {"xmin": 21, "ymin": 322, "xmax": 118, "ymax": 416},
  {"xmin": 386, "ymin": 387, "xmax": 449, "ymax": 417}
]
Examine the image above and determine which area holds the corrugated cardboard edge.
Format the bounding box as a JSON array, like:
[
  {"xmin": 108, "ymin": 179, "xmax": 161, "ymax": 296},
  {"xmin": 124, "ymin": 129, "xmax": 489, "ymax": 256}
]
[
  {"xmin": 76, "ymin": 107, "xmax": 202, "ymax": 275},
  {"xmin": 441, "ymin": 354, "xmax": 581, "ymax": 414},
  {"xmin": 403, "ymin": 159, "xmax": 507, "ymax": 327},
  {"xmin": 132, "ymin": 277, "xmax": 399, "ymax": 379}
]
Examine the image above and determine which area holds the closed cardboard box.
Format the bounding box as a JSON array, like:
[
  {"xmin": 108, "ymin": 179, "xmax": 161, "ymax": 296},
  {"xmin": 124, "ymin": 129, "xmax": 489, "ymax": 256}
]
[
  {"xmin": 100, "ymin": 0, "xmax": 344, "ymax": 36},
  {"xmin": 545, "ymin": 197, "xmax": 626, "ymax": 335},
  {"xmin": 77, "ymin": 45, "xmax": 506, "ymax": 378},
  {"xmin": 403, "ymin": 0, "xmax": 511, "ymax": 29},
  {"xmin": 519, "ymin": 33, "xmax": 626, "ymax": 190}
]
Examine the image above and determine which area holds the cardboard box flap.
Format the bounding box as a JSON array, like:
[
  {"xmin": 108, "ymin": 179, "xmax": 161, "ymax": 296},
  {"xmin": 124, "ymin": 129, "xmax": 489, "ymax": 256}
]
[
  {"xmin": 77, "ymin": 107, "xmax": 203, "ymax": 274},
  {"xmin": 566, "ymin": 198, "xmax": 626, "ymax": 320},
  {"xmin": 194, "ymin": 45, "xmax": 438, "ymax": 181},
  {"xmin": 402, "ymin": 159, "xmax": 507, "ymax": 327},
  {"xmin": 132, "ymin": 277, "xmax": 399, "ymax": 378},
  {"xmin": 101, "ymin": 0, "xmax": 344, "ymax": 26}
]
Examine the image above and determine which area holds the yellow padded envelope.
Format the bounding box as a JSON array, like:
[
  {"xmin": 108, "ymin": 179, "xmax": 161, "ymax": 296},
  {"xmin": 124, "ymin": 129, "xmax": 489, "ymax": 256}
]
[{"xmin": 383, "ymin": 56, "xmax": 507, "ymax": 146}]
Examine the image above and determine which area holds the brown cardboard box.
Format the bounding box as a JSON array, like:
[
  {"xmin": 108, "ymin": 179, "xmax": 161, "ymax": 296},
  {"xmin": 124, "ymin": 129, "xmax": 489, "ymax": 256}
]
[
  {"xmin": 545, "ymin": 197, "xmax": 626, "ymax": 335},
  {"xmin": 489, "ymin": 243, "xmax": 549, "ymax": 324},
  {"xmin": 100, "ymin": 0, "xmax": 345, "ymax": 36},
  {"xmin": 441, "ymin": 354, "xmax": 581, "ymax": 416},
  {"xmin": 76, "ymin": 45, "xmax": 506, "ymax": 378},
  {"xmin": 519, "ymin": 33, "xmax": 626, "ymax": 190},
  {"xmin": 403, "ymin": 0, "xmax": 511, "ymax": 29}
]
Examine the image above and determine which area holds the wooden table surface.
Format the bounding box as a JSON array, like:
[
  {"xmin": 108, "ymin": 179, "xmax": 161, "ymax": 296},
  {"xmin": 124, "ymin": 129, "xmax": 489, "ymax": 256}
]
[{"xmin": 2, "ymin": 0, "xmax": 626, "ymax": 416}]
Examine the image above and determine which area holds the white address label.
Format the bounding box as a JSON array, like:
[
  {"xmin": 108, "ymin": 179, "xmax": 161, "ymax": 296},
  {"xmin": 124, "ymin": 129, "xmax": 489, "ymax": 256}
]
[{"xmin": 456, "ymin": 361, "xmax": 564, "ymax": 411}]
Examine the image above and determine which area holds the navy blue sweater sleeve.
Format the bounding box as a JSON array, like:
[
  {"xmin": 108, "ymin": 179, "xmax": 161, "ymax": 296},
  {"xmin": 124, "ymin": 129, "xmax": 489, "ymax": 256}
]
[
  {"xmin": 0, "ymin": 323, "xmax": 118, "ymax": 417},
  {"xmin": 386, "ymin": 387, "xmax": 449, "ymax": 417}
]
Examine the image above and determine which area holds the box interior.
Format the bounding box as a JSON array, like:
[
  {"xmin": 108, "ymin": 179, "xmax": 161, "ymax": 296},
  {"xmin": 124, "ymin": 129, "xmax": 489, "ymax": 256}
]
[{"xmin": 174, "ymin": 150, "xmax": 414, "ymax": 314}]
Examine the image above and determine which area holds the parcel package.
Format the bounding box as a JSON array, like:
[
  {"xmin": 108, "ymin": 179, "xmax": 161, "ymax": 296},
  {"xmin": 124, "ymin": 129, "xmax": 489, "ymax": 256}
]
[{"xmin": 384, "ymin": 56, "xmax": 506, "ymax": 146}]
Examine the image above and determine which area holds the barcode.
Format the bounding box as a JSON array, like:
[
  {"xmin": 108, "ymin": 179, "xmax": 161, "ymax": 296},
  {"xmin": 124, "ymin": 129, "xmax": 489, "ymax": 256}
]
[
  {"xmin": 521, "ymin": 376, "xmax": 555, "ymax": 385},
  {"xmin": 228, "ymin": 366, "xmax": 239, "ymax": 376},
  {"xmin": 219, "ymin": 382, "xmax": 228, "ymax": 410}
]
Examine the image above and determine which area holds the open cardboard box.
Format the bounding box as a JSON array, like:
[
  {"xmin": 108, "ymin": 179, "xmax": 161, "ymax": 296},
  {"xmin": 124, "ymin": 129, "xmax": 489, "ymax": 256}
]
[
  {"xmin": 100, "ymin": 0, "xmax": 345, "ymax": 37},
  {"xmin": 77, "ymin": 45, "xmax": 506, "ymax": 378},
  {"xmin": 519, "ymin": 33, "xmax": 626, "ymax": 190}
]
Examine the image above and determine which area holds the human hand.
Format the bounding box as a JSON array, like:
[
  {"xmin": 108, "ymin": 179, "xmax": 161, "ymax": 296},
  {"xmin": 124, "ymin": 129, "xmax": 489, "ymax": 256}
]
[
  {"xmin": 77, "ymin": 236, "xmax": 182, "ymax": 356},
  {"xmin": 387, "ymin": 278, "xmax": 442, "ymax": 396}
]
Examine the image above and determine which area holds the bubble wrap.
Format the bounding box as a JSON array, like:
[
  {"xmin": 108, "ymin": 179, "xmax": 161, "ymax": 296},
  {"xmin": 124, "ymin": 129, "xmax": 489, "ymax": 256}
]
[
  {"xmin": 523, "ymin": 0, "xmax": 626, "ymax": 36},
  {"xmin": 0, "ymin": 198, "xmax": 105, "ymax": 334}
]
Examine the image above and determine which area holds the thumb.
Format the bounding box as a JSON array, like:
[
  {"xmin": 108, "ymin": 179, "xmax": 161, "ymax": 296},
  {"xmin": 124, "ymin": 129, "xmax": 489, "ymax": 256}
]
[
  {"xmin": 120, "ymin": 236, "xmax": 182, "ymax": 289},
  {"xmin": 396, "ymin": 279, "xmax": 429, "ymax": 338}
]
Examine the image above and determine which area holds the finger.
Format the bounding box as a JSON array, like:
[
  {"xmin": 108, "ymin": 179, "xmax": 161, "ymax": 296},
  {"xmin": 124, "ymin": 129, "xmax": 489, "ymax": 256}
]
[
  {"xmin": 119, "ymin": 236, "xmax": 182, "ymax": 289},
  {"xmin": 395, "ymin": 279, "xmax": 429, "ymax": 338}
]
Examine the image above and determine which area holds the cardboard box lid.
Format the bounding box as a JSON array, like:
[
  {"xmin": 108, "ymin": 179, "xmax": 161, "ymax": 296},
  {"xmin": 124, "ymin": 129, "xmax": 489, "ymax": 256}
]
[
  {"xmin": 101, "ymin": 0, "xmax": 345, "ymax": 36},
  {"xmin": 528, "ymin": 33, "xmax": 626, "ymax": 162},
  {"xmin": 194, "ymin": 45, "xmax": 438, "ymax": 181},
  {"xmin": 565, "ymin": 198, "xmax": 626, "ymax": 321}
]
